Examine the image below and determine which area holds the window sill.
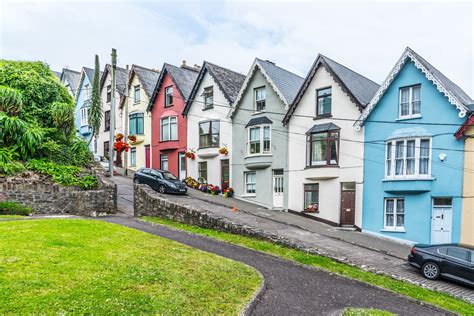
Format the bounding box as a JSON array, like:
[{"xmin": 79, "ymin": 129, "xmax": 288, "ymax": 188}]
[
  {"xmin": 245, "ymin": 154, "xmax": 272, "ymax": 158},
  {"xmin": 164, "ymin": 105, "xmax": 173, "ymax": 108},
  {"xmin": 202, "ymin": 106, "xmax": 214, "ymax": 111},
  {"xmin": 242, "ymin": 194, "xmax": 256, "ymax": 197},
  {"xmin": 381, "ymin": 229, "xmax": 406, "ymax": 233},
  {"xmin": 383, "ymin": 177, "xmax": 434, "ymax": 181},
  {"xmin": 305, "ymin": 165, "xmax": 339, "ymax": 169},
  {"xmin": 396, "ymin": 114, "xmax": 422, "ymax": 121},
  {"xmin": 133, "ymin": 102, "xmax": 140, "ymax": 105},
  {"xmin": 251, "ymin": 110, "xmax": 267, "ymax": 116},
  {"xmin": 198, "ymin": 146, "xmax": 219, "ymax": 150},
  {"xmin": 313, "ymin": 114, "xmax": 332, "ymax": 120},
  {"xmin": 159, "ymin": 140, "xmax": 179, "ymax": 143}
]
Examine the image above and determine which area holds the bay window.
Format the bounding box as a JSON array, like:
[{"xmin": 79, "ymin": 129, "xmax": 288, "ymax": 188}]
[
  {"xmin": 161, "ymin": 116, "xmax": 178, "ymax": 141},
  {"xmin": 306, "ymin": 130, "xmax": 339, "ymax": 166},
  {"xmin": 399, "ymin": 85, "xmax": 421, "ymax": 118},
  {"xmin": 247, "ymin": 125, "xmax": 271, "ymax": 155},
  {"xmin": 384, "ymin": 198, "xmax": 405, "ymax": 230},
  {"xmin": 199, "ymin": 120, "xmax": 220, "ymax": 148},
  {"xmin": 129, "ymin": 113, "xmax": 144, "ymax": 135},
  {"xmin": 386, "ymin": 138, "xmax": 431, "ymax": 178}
]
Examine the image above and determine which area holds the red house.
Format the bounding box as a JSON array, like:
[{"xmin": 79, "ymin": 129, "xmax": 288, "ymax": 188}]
[{"xmin": 147, "ymin": 62, "xmax": 199, "ymax": 179}]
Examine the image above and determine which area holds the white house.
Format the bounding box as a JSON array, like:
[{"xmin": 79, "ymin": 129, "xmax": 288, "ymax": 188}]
[
  {"xmin": 283, "ymin": 54, "xmax": 379, "ymax": 228},
  {"xmin": 183, "ymin": 61, "xmax": 245, "ymax": 190}
]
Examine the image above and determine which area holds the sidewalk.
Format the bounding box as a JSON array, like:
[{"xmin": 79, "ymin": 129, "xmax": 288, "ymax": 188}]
[{"xmin": 156, "ymin": 187, "xmax": 473, "ymax": 303}]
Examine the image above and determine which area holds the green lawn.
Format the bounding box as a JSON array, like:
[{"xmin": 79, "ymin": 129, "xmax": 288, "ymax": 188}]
[
  {"xmin": 142, "ymin": 216, "xmax": 474, "ymax": 315},
  {"xmin": 0, "ymin": 215, "xmax": 25, "ymax": 219},
  {"xmin": 0, "ymin": 219, "xmax": 261, "ymax": 314},
  {"xmin": 343, "ymin": 308, "xmax": 394, "ymax": 316}
]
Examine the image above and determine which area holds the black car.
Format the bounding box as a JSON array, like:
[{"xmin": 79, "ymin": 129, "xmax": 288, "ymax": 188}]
[
  {"xmin": 408, "ymin": 243, "xmax": 473, "ymax": 286},
  {"xmin": 133, "ymin": 168, "xmax": 187, "ymax": 194}
]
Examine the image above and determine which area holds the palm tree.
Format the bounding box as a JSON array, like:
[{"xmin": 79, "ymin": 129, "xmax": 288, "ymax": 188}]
[{"xmin": 88, "ymin": 55, "xmax": 102, "ymax": 145}]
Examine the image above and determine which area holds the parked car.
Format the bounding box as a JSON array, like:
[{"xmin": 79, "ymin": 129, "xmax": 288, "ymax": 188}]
[
  {"xmin": 408, "ymin": 243, "xmax": 473, "ymax": 286},
  {"xmin": 133, "ymin": 168, "xmax": 187, "ymax": 194}
]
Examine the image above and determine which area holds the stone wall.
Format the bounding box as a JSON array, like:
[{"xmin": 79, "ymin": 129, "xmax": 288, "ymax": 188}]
[{"xmin": 0, "ymin": 169, "xmax": 117, "ymax": 216}]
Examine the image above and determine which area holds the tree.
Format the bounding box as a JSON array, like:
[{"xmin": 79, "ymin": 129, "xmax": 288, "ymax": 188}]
[{"xmin": 88, "ymin": 55, "xmax": 102, "ymax": 145}]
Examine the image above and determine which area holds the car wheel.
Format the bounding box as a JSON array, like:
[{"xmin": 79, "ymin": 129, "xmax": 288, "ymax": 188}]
[
  {"xmin": 422, "ymin": 262, "xmax": 440, "ymax": 280},
  {"xmin": 133, "ymin": 178, "xmax": 140, "ymax": 184},
  {"xmin": 158, "ymin": 185, "xmax": 166, "ymax": 194}
]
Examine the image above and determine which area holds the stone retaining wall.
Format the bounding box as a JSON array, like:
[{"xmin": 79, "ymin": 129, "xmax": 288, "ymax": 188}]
[{"xmin": 0, "ymin": 169, "xmax": 117, "ymax": 216}]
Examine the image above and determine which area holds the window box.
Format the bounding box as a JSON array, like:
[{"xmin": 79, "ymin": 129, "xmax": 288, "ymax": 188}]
[{"xmin": 128, "ymin": 134, "xmax": 145, "ymax": 145}]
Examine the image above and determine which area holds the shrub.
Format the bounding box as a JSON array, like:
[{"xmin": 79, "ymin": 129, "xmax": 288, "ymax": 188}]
[
  {"xmin": 0, "ymin": 201, "xmax": 31, "ymax": 216},
  {"xmin": 0, "ymin": 147, "xmax": 24, "ymax": 175},
  {"xmin": 25, "ymin": 159, "xmax": 98, "ymax": 190}
]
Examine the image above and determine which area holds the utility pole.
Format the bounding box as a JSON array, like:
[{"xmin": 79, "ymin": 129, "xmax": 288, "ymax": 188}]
[
  {"xmin": 109, "ymin": 48, "xmax": 117, "ymax": 176},
  {"xmin": 123, "ymin": 64, "xmax": 129, "ymax": 175}
]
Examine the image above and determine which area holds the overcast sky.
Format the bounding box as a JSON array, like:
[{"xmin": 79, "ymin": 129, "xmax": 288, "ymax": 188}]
[{"xmin": 1, "ymin": 0, "xmax": 473, "ymax": 96}]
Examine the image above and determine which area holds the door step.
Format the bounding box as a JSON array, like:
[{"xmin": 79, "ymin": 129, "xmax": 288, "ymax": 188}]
[{"xmin": 334, "ymin": 226, "xmax": 357, "ymax": 232}]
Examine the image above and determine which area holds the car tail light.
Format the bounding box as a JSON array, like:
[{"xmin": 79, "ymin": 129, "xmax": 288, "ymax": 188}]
[{"xmin": 410, "ymin": 247, "xmax": 416, "ymax": 255}]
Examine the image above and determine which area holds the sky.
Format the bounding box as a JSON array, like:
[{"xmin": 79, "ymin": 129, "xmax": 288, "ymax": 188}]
[{"xmin": 1, "ymin": 0, "xmax": 473, "ymax": 96}]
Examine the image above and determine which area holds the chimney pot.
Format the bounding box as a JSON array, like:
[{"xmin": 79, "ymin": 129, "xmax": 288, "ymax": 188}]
[{"xmin": 182, "ymin": 60, "xmax": 187, "ymax": 67}]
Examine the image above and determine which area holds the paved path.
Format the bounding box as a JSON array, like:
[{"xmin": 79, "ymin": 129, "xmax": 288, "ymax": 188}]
[
  {"xmin": 101, "ymin": 215, "xmax": 448, "ymax": 315},
  {"xmin": 112, "ymin": 175, "xmax": 474, "ymax": 304},
  {"xmin": 113, "ymin": 175, "xmax": 134, "ymax": 216}
]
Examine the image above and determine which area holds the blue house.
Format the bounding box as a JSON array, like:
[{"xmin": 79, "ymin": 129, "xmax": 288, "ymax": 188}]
[
  {"xmin": 355, "ymin": 47, "xmax": 473, "ymax": 244},
  {"xmin": 74, "ymin": 67, "xmax": 101, "ymax": 151}
]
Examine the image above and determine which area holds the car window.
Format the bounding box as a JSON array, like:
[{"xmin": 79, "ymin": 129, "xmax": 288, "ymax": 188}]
[
  {"xmin": 141, "ymin": 169, "xmax": 150, "ymax": 175},
  {"xmin": 162, "ymin": 172, "xmax": 178, "ymax": 180},
  {"xmin": 447, "ymin": 247, "xmax": 470, "ymax": 262},
  {"xmin": 437, "ymin": 247, "xmax": 447, "ymax": 255},
  {"xmin": 151, "ymin": 170, "xmax": 163, "ymax": 179}
]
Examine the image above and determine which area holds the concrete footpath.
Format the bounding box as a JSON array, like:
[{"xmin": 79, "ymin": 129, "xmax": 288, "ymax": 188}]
[{"xmin": 114, "ymin": 176, "xmax": 474, "ymax": 304}]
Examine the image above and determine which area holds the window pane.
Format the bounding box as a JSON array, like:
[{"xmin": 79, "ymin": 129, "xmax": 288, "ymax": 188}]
[
  {"xmin": 400, "ymin": 87, "xmax": 410, "ymax": 116},
  {"xmin": 330, "ymin": 138, "xmax": 338, "ymax": 164},
  {"xmin": 170, "ymin": 121, "xmax": 177, "ymax": 140},
  {"xmin": 211, "ymin": 121, "xmax": 220, "ymax": 134},
  {"xmin": 433, "ymin": 198, "xmax": 452, "ymax": 206},
  {"xmin": 447, "ymin": 248, "xmax": 469, "ymax": 261},
  {"xmin": 130, "ymin": 117, "xmax": 137, "ymax": 134},
  {"xmin": 386, "ymin": 199, "xmax": 394, "ymax": 214},
  {"xmin": 250, "ymin": 127, "xmax": 260, "ymax": 141},
  {"xmin": 386, "ymin": 143, "xmax": 392, "ymax": 176},
  {"xmin": 406, "ymin": 140, "xmax": 415, "ymax": 175},
  {"xmin": 419, "ymin": 139, "xmax": 430, "ymax": 175},
  {"xmin": 312, "ymin": 139, "xmax": 326, "ymax": 163},
  {"xmin": 396, "ymin": 199, "xmax": 404, "ymax": 213},
  {"xmin": 395, "ymin": 141, "xmax": 404, "ymax": 175},
  {"xmin": 137, "ymin": 116, "xmax": 144, "ymax": 134},
  {"xmin": 199, "ymin": 122, "xmax": 210, "ymax": 135},
  {"xmin": 161, "ymin": 119, "xmax": 169, "ymax": 141},
  {"xmin": 317, "ymin": 88, "xmax": 331, "ymax": 97}
]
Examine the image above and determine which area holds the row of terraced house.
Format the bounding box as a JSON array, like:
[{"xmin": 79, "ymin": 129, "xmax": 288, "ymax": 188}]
[{"xmin": 58, "ymin": 47, "xmax": 474, "ymax": 246}]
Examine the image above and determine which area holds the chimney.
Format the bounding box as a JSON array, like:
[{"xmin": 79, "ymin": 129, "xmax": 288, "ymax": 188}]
[
  {"xmin": 181, "ymin": 60, "xmax": 187, "ymax": 68},
  {"xmin": 180, "ymin": 60, "xmax": 200, "ymax": 71},
  {"xmin": 265, "ymin": 60, "xmax": 275, "ymax": 65},
  {"xmin": 194, "ymin": 64, "xmax": 201, "ymax": 70}
]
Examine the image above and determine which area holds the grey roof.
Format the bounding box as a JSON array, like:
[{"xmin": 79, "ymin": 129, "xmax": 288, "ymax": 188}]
[
  {"xmin": 408, "ymin": 47, "xmax": 473, "ymax": 106},
  {"xmin": 467, "ymin": 104, "xmax": 474, "ymax": 113},
  {"xmin": 256, "ymin": 58, "xmax": 304, "ymax": 104},
  {"xmin": 52, "ymin": 71, "xmax": 61, "ymax": 79},
  {"xmin": 61, "ymin": 68, "xmax": 81, "ymax": 91},
  {"xmin": 83, "ymin": 67, "xmax": 102, "ymax": 84},
  {"xmin": 165, "ymin": 63, "xmax": 199, "ymax": 100},
  {"xmin": 245, "ymin": 116, "xmax": 273, "ymax": 128},
  {"xmin": 132, "ymin": 65, "xmax": 160, "ymax": 98},
  {"xmin": 307, "ymin": 122, "xmax": 341, "ymax": 134},
  {"xmin": 101, "ymin": 64, "xmax": 130, "ymax": 97},
  {"xmin": 183, "ymin": 61, "xmax": 245, "ymax": 115}
]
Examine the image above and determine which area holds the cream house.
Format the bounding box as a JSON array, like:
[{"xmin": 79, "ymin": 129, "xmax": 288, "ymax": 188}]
[
  {"xmin": 183, "ymin": 61, "xmax": 245, "ymax": 189},
  {"xmin": 120, "ymin": 65, "xmax": 159, "ymax": 172},
  {"xmin": 283, "ymin": 54, "xmax": 379, "ymax": 228}
]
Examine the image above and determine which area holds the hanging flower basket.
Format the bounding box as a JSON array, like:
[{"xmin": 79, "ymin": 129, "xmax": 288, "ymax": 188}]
[
  {"xmin": 218, "ymin": 146, "xmax": 228, "ymax": 155},
  {"xmin": 114, "ymin": 140, "xmax": 130, "ymax": 154},
  {"xmin": 128, "ymin": 134, "xmax": 144, "ymax": 145},
  {"xmin": 115, "ymin": 133, "xmax": 124, "ymax": 141},
  {"xmin": 185, "ymin": 150, "xmax": 195, "ymax": 160}
]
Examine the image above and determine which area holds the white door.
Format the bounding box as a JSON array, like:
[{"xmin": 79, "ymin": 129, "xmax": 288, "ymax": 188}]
[
  {"xmin": 272, "ymin": 170, "xmax": 284, "ymax": 208},
  {"xmin": 431, "ymin": 207, "xmax": 452, "ymax": 244},
  {"xmin": 178, "ymin": 153, "xmax": 186, "ymax": 180}
]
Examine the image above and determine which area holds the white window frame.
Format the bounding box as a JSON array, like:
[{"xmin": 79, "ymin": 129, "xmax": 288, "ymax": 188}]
[
  {"xmin": 247, "ymin": 125, "xmax": 271, "ymax": 156},
  {"xmin": 254, "ymin": 87, "xmax": 266, "ymax": 112},
  {"xmin": 203, "ymin": 86, "xmax": 214, "ymax": 109},
  {"xmin": 84, "ymin": 83, "xmax": 90, "ymax": 101},
  {"xmin": 80, "ymin": 107, "xmax": 88, "ymax": 126},
  {"xmin": 134, "ymin": 85, "xmax": 141, "ymax": 104},
  {"xmin": 384, "ymin": 198, "xmax": 405, "ymax": 231},
  {"xmin": 244, "ymin": 172, "xmax": 256, "ymax": 195},
  {"xmin": 398, "ymin": 85, "xmax": 421, "ymax": 119},
  {"xmin": 385, "ymin": 138, "xmax": 431, "ymax": 180},
  {"xmin": 160, "ymin": 154, "xmax": 169, "ymax": 171},
  {"xmin": 130, "ymin": 147, "xmax": 136, "ymax": 166},
  {"xmin": 160, "ymin": 116, "xmax": 178, "ymax": 141}
]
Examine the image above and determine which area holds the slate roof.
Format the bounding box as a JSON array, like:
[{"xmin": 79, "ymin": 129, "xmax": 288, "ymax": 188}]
[
  {"xmin": 306, "ymin": 122, "xmax": 341, "ymax": 134},
  {"xmin": 83, "ymin": 67, "xmax": 103, "ymax": 84},
  {"xmin": 100, "ymin": 64, "xmax": 130, "ymax": 97},
  {"xmin": 61, "ymin": 68, "xmax": 81, "ymax": 91},
  {"xmin": 132, "ymin": 65, "xmax": 160, "ymax": 98},
  {"xmin": 183, "ymin": 61, "xmax": 245, "ymax": 115},
  {"xmin": 408, "ymin": 48, "xmax": 473, "ymax": 106},
  {"xmin": 283, "ymin": 54, "xmax": 379, "ymax": 125},
  {"xmin": 467, "ymin": 104, "xmax": 474, "ymax": 112},
  {"xmin": 148, "ymin": 63, "xmax": 199, "ymax": 111},
  {"xmin": 52, "ymin": 71, "xmax": 61, "ymax": 79},
  {"xmin": 256, "ymin": 58, "xmax": 304, "ymax": 105},
  {"xmin": 245, "ymin": 116, "xmax": 273, "ymax": 128}
]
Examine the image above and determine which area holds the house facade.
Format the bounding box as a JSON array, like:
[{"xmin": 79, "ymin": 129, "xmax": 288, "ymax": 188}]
[
  {"xmin": 183, "ymin": 61, "xmax": 245, "ymax": 189},
  {"xmin": 455, "ymin": 112, "xmax": 474, "ymax": 246},
  {"xmin": 120, "ymin": 65, "xmax": 159, "ymax": 172},
  {"xmin": 230, "ymin": 59, "xmax": 303, "ymax": 209},
  {"xmin": 283, "ymin": 55, "xmax": 379, "ymax": 227},
  {"xmin": 147, "ymin": 63, "xmax": 199, "ymax": 179},
  {"xmin": 356, "ymin": 47, "xmax": 472, "ymax": 244},
  {"xmin": 74, "ymin": 67, "xmax": 100, "ymax": 151},
  {"xmin": 59, "ymin": 68, "xmax": 80, "ymax": 98},
  {"xmin": 95, "ymin": 64, "xmax": 129, "ymax": 164}
]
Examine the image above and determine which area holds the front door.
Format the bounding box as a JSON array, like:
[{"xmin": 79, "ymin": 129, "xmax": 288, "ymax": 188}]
[
  {"xmin": 432, "ymin": 207, "xmax": 452, "ymax": 244},
  {"xmin": 340, "ymin": 182, "xmax": 356, "ymax": 226},
  {"xmin": 221, "ymin": 159, "xmax": 230, "ymax": 191},
  {"xmin": 178, "ymin": 152, "xmax": 186, "ymax": 180},
  {"xmin": 145, "ymin": 145, "xmax": 150, "ymax": 168},
  {"xmin": 272, "ymin": 169, "xmax": 284, "ymax": 208}
]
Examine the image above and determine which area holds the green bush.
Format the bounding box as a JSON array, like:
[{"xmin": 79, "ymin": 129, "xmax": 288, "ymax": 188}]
[
  {"xmin": 0, "ymin": 201, "xmax": 31, "ymax": 216},
  {"xmin": 26, "ymin": 159, "xmax": 98, "ymax": 190},
  {"xmin": 0, "ymin": 147, "xmax": 24, "ymax": 175}
]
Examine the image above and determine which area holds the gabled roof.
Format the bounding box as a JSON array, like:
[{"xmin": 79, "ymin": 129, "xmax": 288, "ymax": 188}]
[
  {"xmin": 307, "ymin": 122, "xmax": 341, "ymax": 134},
  {"xmin": 119, "ymin": 65, "xmax": 160, "ymax": 109},
  {"xmin": 99, "ymin": 64, "xmax": 130, "ymax": 97},
  {"xmin": 147, "ymin": 63, "xmax": 199, "ymax": 111},
  {"xmin": 74, "ymin": 67, "xmax": 103, "ymax": 104},
  {"xmin": 283, "ymin": 54, "xmax": 379, "ymax": 125},
  {"xmin": 229, "ymin": 58, "xmax": 304, "ymax": 117},
  {"xmin": 455, "ymin": 110, "xmax": 474, "ymax": 140},
  {"xmin": 183, "ymin": 61, "xmax": 245, "ymax": 115},
  {"xmin": 355, "ymin": 47, "xmax": 474, "ymax": 131},
  {"xmin": 60, "ymin": 68, "xmax": 81, "ymax": 92}
]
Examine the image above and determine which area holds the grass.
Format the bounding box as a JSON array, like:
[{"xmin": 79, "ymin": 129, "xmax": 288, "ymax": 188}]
[
  {"xmin": 343, "ymin": 308, "xmax": 394, "ymax": 316},
  {"xmin": 0, "ymin": 219, "xmax": 261, "ymax": 314},
  {"xmin": 0, "ymin": 215, "xmax": 26, "ymax": 219},
  {"xmin": 142, "ymin": 216, "xmax": 474, "ymax": 315}
]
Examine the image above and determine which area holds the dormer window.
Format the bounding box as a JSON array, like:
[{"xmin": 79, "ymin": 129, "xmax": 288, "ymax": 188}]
[
  {"xmin": 203, "ymin": 86, "xmax": 214, "ymax": 109},
  {"xmin": 316, "ymin": 87, "xmax": 332, "ymax": 117},
  {"xmin": 255, "ymin": 87, "xmax": 266, "ymax": 111},
  {"xmin": 165, "ymin": 86, "xmax": 173, "ymax": 107},
  {"xmin": 399, "ymin": 85, "xmax": 421, "ymax": 118},
  {"xmin": 134, "ymin": 85, "xmax": 140, "ymax": 103}
]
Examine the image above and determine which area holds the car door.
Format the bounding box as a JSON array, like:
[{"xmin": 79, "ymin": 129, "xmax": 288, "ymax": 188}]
[
  {"xmin": 139, "ymin": 168, "xmax": 152, "ymax": 185},
  {"xmin": 150, "ymin": 170, "xmax": 164, "ymax": 190},
  {"xmin": 444, "ymin": 247, "xmax": 472, "ymax": 284}
]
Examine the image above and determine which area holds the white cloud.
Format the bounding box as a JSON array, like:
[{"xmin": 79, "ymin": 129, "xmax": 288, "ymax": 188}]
[{"xmin": 1, "ymin": 0, "xmax": 472, "ymax": 96}]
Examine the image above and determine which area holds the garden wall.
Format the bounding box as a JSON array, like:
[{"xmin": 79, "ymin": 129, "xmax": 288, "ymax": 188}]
[{"xmin": 0, "ymin": 169, "xmax": 117, "ymax": 216}]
